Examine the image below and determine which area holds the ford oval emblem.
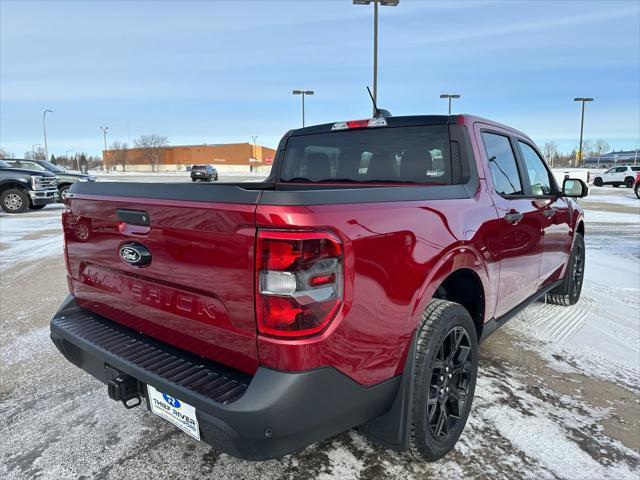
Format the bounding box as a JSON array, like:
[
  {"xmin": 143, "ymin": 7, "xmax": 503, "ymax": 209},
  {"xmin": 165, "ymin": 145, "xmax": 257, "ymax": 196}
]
[
  {"xmin": 119, "ymin": 242, "xmax": 152, "ymax": 267},
  {"xmin": 162, "ymin": 393, "xmax": 181, "ymax": 409}
]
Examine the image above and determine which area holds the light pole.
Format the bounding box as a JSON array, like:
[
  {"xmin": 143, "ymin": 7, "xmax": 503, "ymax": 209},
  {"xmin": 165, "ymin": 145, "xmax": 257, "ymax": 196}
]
[
  {"xmin": 43, "ymin": 109, "xmax": 53, "ymax": 161},
  {"xmin": 353, "ymin": 0, "xmax": 399, "ymax": 115},
  {"xmin": 250, "ymin": 135, "xmax": 258, "ymax": 159},
  {"xmin": 32, "ymin": 144, "xmax": 41, "ymax": 159},
  {"xmin": 439, "ymin": 94, "xmax": 461, "ymax": 115},
  {"xmin": 100, "ymin": 126, "xmax": 109, "ymax": 172},
  {"xmin": 574, "ymin": 97, "xmax": 593, "ymax": 167},
  {"xmin": 292, "ymin": 90, "xmax": 314, "ymax": 127}
]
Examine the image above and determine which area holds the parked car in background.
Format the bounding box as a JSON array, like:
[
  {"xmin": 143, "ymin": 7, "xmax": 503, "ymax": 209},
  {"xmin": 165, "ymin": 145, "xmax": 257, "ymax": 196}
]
[
  {"xmin": 591, "ymin": 165, "xmax": 640, "ymax": 188},
  {"xmin": 634, "ymin": 172, "xmax": 640, "ymax": 199},
  {"xmin": 51, "ymin": 113, "xmax": 588, "ymax": 461},
  {"xmin": 0, "ymin": 159, "xmax": 58, "ymax": 213},
  {"xmin": 3, "ymin": 159, "xmax": 96, "ymax": 201},
  {"xmin": 190, "ymin": 164, "xmax": 218, "ymax": 182}
]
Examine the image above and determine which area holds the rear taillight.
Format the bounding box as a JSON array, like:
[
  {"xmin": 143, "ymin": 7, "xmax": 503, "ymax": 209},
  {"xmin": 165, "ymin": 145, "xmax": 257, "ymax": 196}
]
[{"xmin": 256, "ymin": 230, "xmax": 343, "ymax": 338}]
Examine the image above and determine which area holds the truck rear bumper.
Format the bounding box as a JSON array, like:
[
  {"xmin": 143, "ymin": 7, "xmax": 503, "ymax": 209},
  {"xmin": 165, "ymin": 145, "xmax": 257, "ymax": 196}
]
[{"xmin": 50, "ymin": 295, "xmax": 400, "ymax": 460}]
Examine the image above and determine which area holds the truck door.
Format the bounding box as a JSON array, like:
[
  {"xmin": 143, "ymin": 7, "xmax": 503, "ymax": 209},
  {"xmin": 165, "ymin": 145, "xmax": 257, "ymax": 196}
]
[
  {"xmin": 479, "ymin": 129, "xmax": 544, "ymax": 318},
  {"xmin": 515, "ymin": 139, "xmax": 572, "ymax": 286}
]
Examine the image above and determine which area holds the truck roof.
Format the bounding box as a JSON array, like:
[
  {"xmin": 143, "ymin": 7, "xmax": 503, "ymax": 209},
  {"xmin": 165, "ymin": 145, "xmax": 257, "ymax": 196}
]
[{"xmin": 289, "ymin": 114, "xmax": 532, "ymax": 143}]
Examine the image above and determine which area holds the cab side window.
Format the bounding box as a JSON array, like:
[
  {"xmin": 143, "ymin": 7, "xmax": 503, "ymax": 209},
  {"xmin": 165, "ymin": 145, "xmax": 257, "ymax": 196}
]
[
  {"xmin": 482, "ymin": 132, "xmax": 523, "ymax": 196},
  {"xmin": 518, "ymin": 141, "xmax": 553, "ymax": 196}
]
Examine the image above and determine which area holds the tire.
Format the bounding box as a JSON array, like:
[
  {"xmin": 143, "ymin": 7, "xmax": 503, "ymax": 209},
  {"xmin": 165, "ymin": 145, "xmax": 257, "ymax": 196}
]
[
  {"xmin": 29, "ymin": 204, "xmax": 46, "ymax": 210},
  {"xmin": 635, "ymin": 184, "xmax": 640, "ymax": 199},
  {"xmin": 593, "ymin": 178, "xmax": 603, "ymax": 187},
  {"xmin": 191, "ymin": 178, "xmax": 196, "ymax": 182},
  {"xmin": 547, "ymin": 232, "xmax": 585, "ymax": 306},
  {"xmin": 1, "ymin": 188, "xmax": 29, "ymax": 213},
  {"xmin": 58, "ymin": 185, "xmax": 70, "ymax": 202},
  {"xmin": 624, "ymin": 177, "xmax": 634, "ymax": 188},
  {"xmin": 409, "ymin": 299, "xmax": 479, "ymax": 462}
]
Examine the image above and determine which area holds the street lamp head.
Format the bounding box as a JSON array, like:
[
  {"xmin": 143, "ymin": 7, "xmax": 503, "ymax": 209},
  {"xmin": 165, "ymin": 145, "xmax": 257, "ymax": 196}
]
[
  {"xmin": 44, "ymin": 109, "xmax": 53, "ymax": 114},
  {"xmin": 353, "ymin": 0, "xmax": 399, "ymax": 5},
  {"xmin": 440, "ymin": 94, "xmax": 461, "ymax": 99},
  {"xmin": 304, "ymin": 90, "xmax": 314, "ymax": 95},
  {"xmin": 292, "ymin": 90, "xmax": 302, "ymax": 95},
  {"xmin": 574, "ymin": 97, "xmax": 594, "ymax": 102}
]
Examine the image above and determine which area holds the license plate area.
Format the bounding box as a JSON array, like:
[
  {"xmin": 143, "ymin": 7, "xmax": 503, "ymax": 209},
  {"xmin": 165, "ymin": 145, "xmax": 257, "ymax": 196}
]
[{"xmin": 147, "ymin": 385, "xmax": 200, "ymax": 441}]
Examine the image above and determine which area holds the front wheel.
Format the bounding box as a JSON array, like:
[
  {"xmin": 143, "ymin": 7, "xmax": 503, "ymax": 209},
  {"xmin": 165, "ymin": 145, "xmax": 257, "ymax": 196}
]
[
  {"xmin": 1, "ymin": 188, "xmax": 29, "ymax": 213},
  {"xmin": 547, "ymin": 232, "xmax": 585, "ymax": 306},
  {"xmin": 58, "ymin": 185, "xmax": 70, "ymax": 202},
  {"xmin": 410, "ymin": 299, "xmax": 478, "ymax": 461},
  {"xmin": 593, "ymin": 178, "xmax": 603, "ymax": 187}
]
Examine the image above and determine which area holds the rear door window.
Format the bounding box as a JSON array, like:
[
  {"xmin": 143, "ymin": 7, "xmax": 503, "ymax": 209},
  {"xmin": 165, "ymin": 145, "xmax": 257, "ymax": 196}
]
[
  {"xmin": 281, "ymin": 126, "xmax": 458, "ymax": 184},
  {"xmin": 482, "ymin": 132, "xmax": 523, "ymax": 196}
]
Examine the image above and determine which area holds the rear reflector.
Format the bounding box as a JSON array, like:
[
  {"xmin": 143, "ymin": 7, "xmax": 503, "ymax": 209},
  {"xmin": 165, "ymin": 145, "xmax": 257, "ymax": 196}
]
[
  {"xmin": 256, "ymin": 230, "xmax": 343, "ymax": 338},
  {"xmin": 331, "ymin": 117, "xmax": 387, "ymax": 130}
]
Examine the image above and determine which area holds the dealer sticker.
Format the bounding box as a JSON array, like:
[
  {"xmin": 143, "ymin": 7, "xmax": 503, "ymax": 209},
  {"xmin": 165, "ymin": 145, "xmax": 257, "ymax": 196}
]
[{"xmin": 147, "ymin": 385, "xmax": 200, "ymax": 441}]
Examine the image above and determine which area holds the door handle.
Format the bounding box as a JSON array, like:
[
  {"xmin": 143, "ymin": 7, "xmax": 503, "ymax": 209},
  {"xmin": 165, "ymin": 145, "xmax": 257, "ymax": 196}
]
[
  {"xmin": 504, "ymin": 211, "xmax": 523, "ymax": 224},
  {"xmin": 543, "ymin": 208, "xmax": 557, "ymax": 218}
]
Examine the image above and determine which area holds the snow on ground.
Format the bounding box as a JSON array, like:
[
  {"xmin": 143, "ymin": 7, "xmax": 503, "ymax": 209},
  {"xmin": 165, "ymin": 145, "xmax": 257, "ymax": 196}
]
[
  {"xmin": 509, "ymin": 186, "xmax": 640, "ymax": 393},
  {"xmin": 0, "ymin": 204, "xmax": 65, "ymax": 267}
]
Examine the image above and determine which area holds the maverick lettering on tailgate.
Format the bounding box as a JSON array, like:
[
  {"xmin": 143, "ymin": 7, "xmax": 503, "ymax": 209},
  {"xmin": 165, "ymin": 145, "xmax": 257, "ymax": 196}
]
[{"xmin": 80, "ymin": 264, "xmax": 227, "ymax": 324}]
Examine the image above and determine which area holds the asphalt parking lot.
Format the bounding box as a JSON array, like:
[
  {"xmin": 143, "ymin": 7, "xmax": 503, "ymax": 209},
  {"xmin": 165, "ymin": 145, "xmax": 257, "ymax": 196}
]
[{"xmin": 1, "ymin": 183, "xmax": 638, "ymax": 479}]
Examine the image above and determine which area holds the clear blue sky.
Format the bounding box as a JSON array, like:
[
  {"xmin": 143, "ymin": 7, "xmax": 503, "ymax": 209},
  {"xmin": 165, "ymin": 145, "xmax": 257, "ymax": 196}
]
[{"xmin": 1, "ymin": 0, "xmax": 639, "ymax": 157}]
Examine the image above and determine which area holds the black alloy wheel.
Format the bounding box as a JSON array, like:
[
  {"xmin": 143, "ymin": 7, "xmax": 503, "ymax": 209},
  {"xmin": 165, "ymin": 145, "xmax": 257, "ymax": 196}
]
[
  {"xmin": 427, "ymin": 326, "xmax": 473, "ymax": 441},
  {"xmin": 570, "ymin": 237, "xmax": 585, "ymax": 300},
  {"xmin": 410, "ymin": 299, "xmax": 479, "ymax": 461},
  {"xmin": 547, "ymin": 232, "xmax": 585, "ymax": 306}
]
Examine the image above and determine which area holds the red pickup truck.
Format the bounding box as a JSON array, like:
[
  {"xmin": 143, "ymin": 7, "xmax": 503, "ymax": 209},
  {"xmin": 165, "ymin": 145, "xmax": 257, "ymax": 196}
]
[{"xmin": 51, "ymin": 114, "xmax": 588, "ymax": 461}]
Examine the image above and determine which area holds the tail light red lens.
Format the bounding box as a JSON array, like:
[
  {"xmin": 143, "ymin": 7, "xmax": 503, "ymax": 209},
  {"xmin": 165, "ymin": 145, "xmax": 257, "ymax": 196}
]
[{"xmin": 256, "ymin": 230, "xmax": 343, "ymax": 338}]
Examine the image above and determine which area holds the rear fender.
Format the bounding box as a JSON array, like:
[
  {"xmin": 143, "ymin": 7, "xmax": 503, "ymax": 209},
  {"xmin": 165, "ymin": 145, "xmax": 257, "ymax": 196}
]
[{"xmin": 410, "ymin": 246, "xmax": 490, "ymax": 331}]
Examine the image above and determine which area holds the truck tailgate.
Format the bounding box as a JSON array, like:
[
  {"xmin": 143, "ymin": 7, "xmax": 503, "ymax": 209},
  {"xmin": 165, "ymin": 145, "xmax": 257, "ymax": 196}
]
[{"xmin": 63, "ymin": 184, "xmax": 261, "ymax": 374}]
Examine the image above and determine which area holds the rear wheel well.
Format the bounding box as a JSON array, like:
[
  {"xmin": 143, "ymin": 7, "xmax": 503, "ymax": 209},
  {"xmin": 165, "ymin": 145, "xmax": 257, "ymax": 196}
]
[{"xmin": 433, "ymin": 268, "xmax": 485, "ymax": 340}]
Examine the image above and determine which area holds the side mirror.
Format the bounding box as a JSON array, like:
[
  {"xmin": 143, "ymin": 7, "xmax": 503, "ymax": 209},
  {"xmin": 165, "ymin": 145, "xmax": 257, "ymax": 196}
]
[{"xmin": 562, "ymin": 178, "xmax": 588, "ymax": 198}]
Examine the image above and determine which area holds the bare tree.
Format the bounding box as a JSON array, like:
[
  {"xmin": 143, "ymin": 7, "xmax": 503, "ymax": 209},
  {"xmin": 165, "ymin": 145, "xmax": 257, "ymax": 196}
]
[
  {"xmin": 542, "ymin": 142, "xmax": 559, "ymax": 167},
  {"xmin": 23, "ymin": 146, "xmax": 46, "ymax": 160},
  {"xmin": 593, "ymin": 139, "xmax": 610, "ymax": 159},
  {"xmin": 110, "ymin": 141, "xmax": 129, "ymax": 172},
  {"xmin": 0, "ymin": 148, "xmax": 14, "ymax": 159},
  {"xmin": 134, "ymin": 134, "xmax": 168, "ymax": 172}
]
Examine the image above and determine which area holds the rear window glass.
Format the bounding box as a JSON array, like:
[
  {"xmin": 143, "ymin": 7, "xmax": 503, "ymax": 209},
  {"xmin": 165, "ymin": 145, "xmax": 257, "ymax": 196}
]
[
  {"xmin": 280, "ymin": 126, "xmax": 460, "ymax": 184},
  {"xmin": 631, "ymin": 166, "xmax": 640, "ymax": 172}
]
